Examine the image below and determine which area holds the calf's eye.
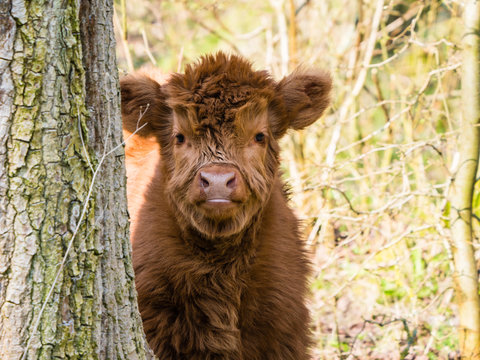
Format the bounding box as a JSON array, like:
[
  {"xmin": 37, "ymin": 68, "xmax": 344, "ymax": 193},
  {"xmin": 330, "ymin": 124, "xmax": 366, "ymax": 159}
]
[
  {"xmin": 254, "ymin": 132, "xmax": 265, "ymax": 143},
  {"xmin": 175, "ymin": 133, "xmax": 185, "ymax": 144}
]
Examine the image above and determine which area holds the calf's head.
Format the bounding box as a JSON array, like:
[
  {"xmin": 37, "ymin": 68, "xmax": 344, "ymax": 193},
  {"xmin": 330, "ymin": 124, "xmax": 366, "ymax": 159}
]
[{"xmin": 121, "ymin": 52, "xmax": 331, "ymax": 239}]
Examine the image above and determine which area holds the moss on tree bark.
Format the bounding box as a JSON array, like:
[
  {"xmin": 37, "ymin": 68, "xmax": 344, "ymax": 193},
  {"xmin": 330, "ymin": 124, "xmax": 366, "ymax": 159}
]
[{"xmin": 0, "ymin": 0, "xmax": 153, "ymax": 358}]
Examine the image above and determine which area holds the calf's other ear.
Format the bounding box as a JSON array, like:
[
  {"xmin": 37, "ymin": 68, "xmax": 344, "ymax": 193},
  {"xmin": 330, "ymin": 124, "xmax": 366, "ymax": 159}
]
[
  {"xmin": 276, "ymin": 69, "xmax": 332, "ymax": 132},
  {"xmin": 120, "ymin": 73, "xmax": 171, "ymax": 137}
]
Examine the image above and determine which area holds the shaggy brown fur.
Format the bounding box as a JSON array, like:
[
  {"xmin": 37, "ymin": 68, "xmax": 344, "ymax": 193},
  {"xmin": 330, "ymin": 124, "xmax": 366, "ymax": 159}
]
[{"xmin": 121, "ymin": 52, "xmax": 331, "ymax": 359}]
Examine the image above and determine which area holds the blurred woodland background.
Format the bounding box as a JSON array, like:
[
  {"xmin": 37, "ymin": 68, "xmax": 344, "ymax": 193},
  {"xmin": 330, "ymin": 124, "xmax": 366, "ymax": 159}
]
[{"xmin": 114, "ymin": 0, "xmax": 473, "ymax": 358}]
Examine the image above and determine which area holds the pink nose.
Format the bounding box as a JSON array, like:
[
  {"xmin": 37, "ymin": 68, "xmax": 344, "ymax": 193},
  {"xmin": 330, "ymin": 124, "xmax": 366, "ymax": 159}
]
[
  {"xmin": 199, "ymin": 166, "xmax": 237, "ymax": 199},
  {"xmin": 192, "ymin": 165, "xmax": 248, "ymax": 206},
  {"xmin": 200, "ymin": 170, "xmax": 236, "ymax": 190}
]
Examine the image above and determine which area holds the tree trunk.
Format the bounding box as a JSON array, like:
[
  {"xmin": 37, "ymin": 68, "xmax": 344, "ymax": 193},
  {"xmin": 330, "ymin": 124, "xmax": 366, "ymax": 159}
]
[
  {"xmin": 0, "ymin": 1, "xmax": 153, "ymax": 359},
  {"xmin": 449, "ymin": 0, "xmax": 480, "ymax": 358}
]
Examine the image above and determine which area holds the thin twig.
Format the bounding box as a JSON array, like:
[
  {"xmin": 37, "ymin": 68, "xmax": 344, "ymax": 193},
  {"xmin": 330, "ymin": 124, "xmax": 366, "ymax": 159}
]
[{"xmin": 330, "ymin": 224, "xmax": 435, "ymax": 298}]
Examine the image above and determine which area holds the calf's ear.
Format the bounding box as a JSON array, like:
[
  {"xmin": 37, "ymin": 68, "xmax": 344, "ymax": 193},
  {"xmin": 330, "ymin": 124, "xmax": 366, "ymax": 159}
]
[
  {"xmin": 120, "ymin": 73, "xmax": 171, "ymax": 137},
  {"xmin": 275, "ymin": 69, "xmax": 332, "ymax": 134}
]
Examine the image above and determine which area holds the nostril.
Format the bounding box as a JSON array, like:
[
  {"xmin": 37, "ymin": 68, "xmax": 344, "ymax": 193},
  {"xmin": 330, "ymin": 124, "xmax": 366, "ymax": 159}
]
[
  {"xmin": 226, "ymin": 175, "xmax": 236, "ymax": 189},
  {"xmin": 200, "ymin": 173, "xmax": 210, "ymax": 188}
]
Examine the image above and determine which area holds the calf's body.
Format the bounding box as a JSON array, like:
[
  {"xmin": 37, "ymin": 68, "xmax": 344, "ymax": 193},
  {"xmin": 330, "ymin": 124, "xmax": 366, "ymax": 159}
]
[{"xmin": 121, "ymin": 53, "xmax": 331, "ymax": 359}]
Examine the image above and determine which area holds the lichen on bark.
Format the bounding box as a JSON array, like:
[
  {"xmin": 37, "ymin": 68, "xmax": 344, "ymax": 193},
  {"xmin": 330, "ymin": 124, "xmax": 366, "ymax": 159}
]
[{"xmin": 0, "ymin": 0, "xmax": 152, "ymax": 359}]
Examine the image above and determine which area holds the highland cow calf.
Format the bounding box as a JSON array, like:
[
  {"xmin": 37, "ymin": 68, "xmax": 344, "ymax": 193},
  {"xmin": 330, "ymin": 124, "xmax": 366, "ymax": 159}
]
[{"xmin": 121, "ymin": 52, "xmax": 331, "ymax": 360}]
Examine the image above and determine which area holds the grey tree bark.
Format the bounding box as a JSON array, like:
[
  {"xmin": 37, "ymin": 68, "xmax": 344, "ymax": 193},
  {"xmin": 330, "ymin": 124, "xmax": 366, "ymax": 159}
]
[
  {"xmin": 0, "ymin": 0, "xmax": 153, "ymax": 359},
  {"xmin": 449, "ymin": 0, "xmax": 480, "ymax": 358}
]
